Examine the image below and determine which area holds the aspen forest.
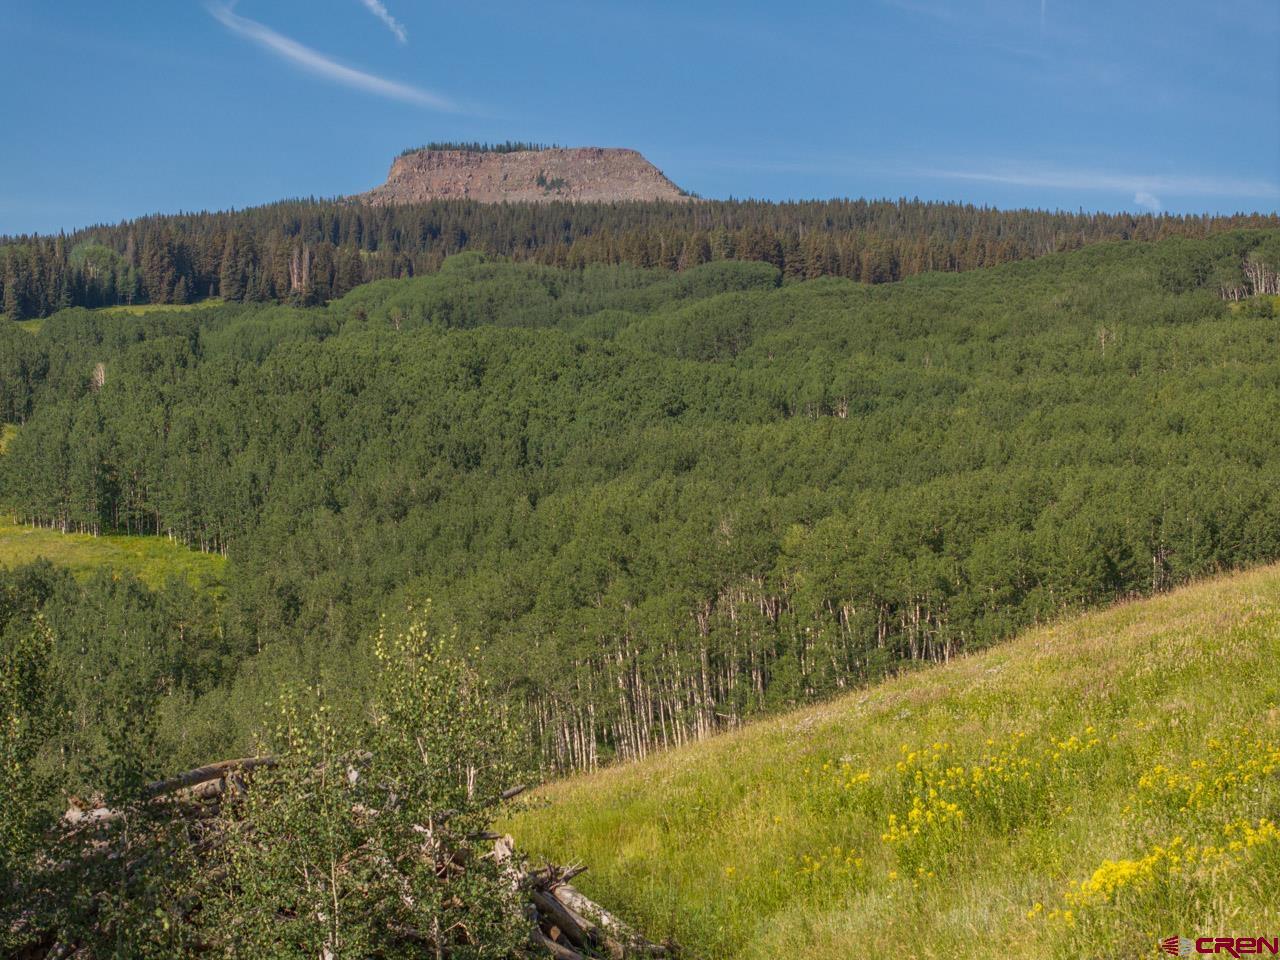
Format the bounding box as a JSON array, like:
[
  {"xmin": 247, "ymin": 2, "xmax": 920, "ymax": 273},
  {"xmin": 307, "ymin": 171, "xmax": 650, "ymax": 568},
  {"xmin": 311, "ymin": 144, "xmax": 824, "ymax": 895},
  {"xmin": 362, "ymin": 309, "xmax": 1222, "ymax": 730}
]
[{"xmin": 4, "ymin": 230, "xmax": 1280, "ymax": 777}]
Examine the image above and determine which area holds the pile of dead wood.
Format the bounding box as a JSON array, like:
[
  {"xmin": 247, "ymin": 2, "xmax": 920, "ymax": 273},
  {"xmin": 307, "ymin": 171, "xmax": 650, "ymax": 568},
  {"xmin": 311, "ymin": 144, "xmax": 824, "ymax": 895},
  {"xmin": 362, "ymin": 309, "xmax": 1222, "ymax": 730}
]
[
  {"xmin": 515, "ymin": 854, "xmax": 671, "ymax": 960},
  {"xmin": 22, "ymin": 757, "xmax": 675, "ymax": 960}
]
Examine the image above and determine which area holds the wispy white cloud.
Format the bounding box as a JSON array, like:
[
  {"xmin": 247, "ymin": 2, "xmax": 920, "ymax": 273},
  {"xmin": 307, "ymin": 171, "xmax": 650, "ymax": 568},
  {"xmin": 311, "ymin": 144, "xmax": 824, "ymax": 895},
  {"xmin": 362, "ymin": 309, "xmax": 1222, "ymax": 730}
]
[
  {"xmin": 921, "ymin": 164, "xmax": 1280, "ymax": 200},
  {"xmin": 359, "ymin": 0, "xmax": 408, "ymax": 44},
  {"xmin": 1133, "ymin": 190, "xmax": 1161, "ymax": 212},
  {"xmin": 207, "ymin": 2, "xmax": 455, "ymax": 111}
]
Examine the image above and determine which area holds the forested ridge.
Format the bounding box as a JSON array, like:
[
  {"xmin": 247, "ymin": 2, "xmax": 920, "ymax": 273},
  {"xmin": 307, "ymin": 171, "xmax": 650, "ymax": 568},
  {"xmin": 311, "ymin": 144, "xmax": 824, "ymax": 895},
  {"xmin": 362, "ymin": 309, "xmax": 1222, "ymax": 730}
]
[
  {"xmin": 2, "ymin": 195, "xmax": 1277, "ymax": 319},
  {"xmin": 2, "ymin": 230, "xmax": 1279, "ymax": 780}
]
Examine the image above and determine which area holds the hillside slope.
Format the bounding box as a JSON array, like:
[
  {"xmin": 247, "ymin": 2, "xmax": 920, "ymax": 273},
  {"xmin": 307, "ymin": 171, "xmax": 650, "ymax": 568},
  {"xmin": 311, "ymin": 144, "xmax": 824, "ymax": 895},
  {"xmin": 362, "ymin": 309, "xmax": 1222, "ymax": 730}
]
[
  {"xmin": 510, "ymin": 565, "xmax": 1280, "ymax": 959},
  {"xmin": 6, "ymin": 236, "xmax": 1280, "ymax": 775},
  {"xmin": 359, "ymin": 147, "xmax": 692, "ymax": 204}
]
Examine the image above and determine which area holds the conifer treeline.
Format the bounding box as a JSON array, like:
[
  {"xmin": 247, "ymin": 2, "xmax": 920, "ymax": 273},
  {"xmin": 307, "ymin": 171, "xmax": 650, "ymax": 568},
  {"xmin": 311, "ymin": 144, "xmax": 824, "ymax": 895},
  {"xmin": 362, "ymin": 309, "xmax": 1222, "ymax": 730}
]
[
  {"xmin": 3, "ymin": 197, "xmax": 1276, "ymax": 319},
  {"xmin": 400, "ymin": 141, "xmax": 561, "ymax": 155}
]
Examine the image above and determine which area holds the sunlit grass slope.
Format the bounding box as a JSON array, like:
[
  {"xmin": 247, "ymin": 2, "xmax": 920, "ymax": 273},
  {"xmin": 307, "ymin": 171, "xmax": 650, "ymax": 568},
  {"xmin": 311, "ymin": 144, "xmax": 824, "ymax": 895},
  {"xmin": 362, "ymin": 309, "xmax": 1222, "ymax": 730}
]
[
  {"xmin": 98, "ymin": 298, "xmax": 225, "ymax": 316},
  {"xmin": 511, "ymin": 566, "xmax": 1280, "ymax": 959},
  {"xmin": 0, "ymin": 520, "xmax": 226, "ymax": 591}
]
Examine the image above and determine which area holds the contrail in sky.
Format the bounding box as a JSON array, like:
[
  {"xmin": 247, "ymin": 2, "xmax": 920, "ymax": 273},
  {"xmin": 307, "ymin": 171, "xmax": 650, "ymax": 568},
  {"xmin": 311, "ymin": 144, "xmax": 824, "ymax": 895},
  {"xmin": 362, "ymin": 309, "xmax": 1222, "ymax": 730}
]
[
  {"xmin": 925, "ymin": 163, "xmax": 1280, "ymax": 200},
  {"xmin": 208, "ymin": 2, "xmax": 455, "ymax": 111},
  {"xmin": 359, "ymin": 0, "xmax": 408, "ymax": 44}
]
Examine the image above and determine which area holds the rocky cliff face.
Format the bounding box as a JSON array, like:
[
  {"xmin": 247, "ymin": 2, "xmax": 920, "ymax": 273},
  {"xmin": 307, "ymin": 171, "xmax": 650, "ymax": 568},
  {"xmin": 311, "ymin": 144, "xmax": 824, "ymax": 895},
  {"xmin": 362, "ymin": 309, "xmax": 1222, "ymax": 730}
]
[{"xmin": 358, "ymin": 147, "xmax": 693, "ymax": 205}]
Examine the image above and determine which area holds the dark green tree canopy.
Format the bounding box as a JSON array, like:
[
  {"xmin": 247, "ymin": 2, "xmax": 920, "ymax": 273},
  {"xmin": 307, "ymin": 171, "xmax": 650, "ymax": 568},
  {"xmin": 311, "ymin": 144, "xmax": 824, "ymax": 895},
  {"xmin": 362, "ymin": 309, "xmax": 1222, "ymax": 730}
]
[{"xmin": 3, "ymin": 230, "xmax": 1278, "ymax": 775}]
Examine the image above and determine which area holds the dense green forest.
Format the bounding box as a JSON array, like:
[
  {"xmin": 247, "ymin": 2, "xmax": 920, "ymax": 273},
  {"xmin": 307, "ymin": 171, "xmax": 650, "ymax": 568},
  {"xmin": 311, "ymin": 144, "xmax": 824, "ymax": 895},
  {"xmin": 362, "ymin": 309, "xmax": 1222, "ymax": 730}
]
[
  {"xmin": 3, "ymin": 230, "xmax": 1279, "ymax": 781},
  {"xmin": 2, "ymin": 197, "xmax": 1276, "ymax": 319}
]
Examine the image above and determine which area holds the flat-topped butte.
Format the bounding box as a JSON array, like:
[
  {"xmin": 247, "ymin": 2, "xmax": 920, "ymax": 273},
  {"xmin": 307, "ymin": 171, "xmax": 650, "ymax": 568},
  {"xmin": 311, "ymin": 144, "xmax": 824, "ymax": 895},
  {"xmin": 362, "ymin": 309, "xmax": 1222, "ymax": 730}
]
[{"xmin": 358, "ymin": 146, "xmax": 694, "ymax": 205}]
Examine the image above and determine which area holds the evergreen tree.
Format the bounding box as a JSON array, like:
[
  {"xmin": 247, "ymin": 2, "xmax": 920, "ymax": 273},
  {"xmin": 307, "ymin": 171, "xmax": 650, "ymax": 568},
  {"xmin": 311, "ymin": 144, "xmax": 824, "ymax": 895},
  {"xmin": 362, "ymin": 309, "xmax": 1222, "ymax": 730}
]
[{"xmin": 218, "ymin": 235, "xmax": 244, "ymax": 301}]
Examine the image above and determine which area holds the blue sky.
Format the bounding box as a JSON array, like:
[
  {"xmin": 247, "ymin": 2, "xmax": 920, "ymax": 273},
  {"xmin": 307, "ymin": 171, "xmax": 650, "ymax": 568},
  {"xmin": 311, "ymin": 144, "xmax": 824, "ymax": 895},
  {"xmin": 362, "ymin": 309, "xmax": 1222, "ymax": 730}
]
[{"xmin": 1, "ymin": 0, "xmax": 1277, "ymax": 234}]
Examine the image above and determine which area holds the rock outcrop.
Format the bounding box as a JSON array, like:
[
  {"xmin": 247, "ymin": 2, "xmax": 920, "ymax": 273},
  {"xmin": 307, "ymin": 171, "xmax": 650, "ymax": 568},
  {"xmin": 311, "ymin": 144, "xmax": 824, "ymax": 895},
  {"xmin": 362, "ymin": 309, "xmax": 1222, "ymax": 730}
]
[{"xmin": 358, "ymin": 147, "xmax": 693, "ymax": 205}]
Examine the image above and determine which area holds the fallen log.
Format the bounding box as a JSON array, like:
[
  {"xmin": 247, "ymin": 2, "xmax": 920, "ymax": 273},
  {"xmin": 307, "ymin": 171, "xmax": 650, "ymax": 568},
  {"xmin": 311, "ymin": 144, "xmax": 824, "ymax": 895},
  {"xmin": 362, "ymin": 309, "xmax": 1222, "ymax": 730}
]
[
  {"xmin": 33, "ymin": 757, "xmax": 676, "ymax": 959},
  {"xmin": 143, "ymin": 756, "xmax": 276, "ymax": 799},
  {"xmin": 551, "ymin": 884, "xmax": 669, "ymax": 957},
  {"xmin": 61, "ymin": 805, "xmax": 120, "ymax": 829},
  {"xmin": 61, "ymin": 757, "xmax": 274, "ymax": 830},
  {"xmin": 534, "ymin": 931, "xmax": 586, "ymax": 960},
  {"xmin": 525, "ymin": 862, "xmax": 588, "ymax": 887},
  {"xmin": 530, "ymin": 889, "xmax": 595, "ymax": 952}
]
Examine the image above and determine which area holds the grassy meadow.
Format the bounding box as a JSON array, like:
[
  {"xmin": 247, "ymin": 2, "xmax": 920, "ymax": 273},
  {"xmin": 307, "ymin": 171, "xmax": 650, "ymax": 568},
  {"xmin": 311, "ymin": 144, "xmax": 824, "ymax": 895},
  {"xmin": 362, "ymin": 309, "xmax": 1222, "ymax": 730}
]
[
  {"xmin": 0, "ymin": 519, "xmax": 227, "ymax": 591},
  {"xmin": 98, "ymin": 298, "xmax": 225, "ymax": 316},
  {"xmin": 1, "ymin": 422, "xmax": 225, "ymax": 589},
  {"xmin": 510, "ymin": 565, "xmax": 1280, "ymax": 959}
]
